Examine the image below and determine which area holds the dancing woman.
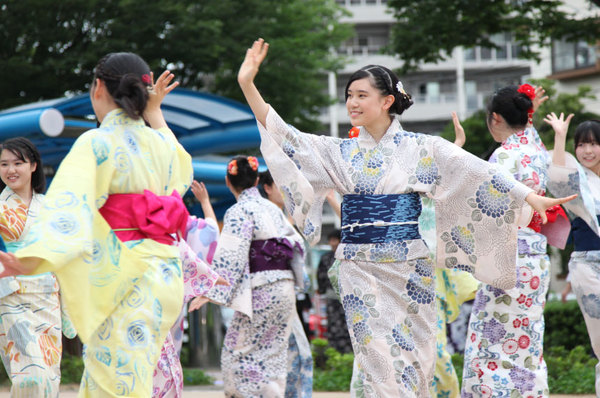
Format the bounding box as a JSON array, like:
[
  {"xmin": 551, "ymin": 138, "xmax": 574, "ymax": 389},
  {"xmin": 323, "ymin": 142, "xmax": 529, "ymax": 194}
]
[
  {"xmin": 0, "ymin": 53, "xmax": 194, "ymax": 397},
  {"xmin": 237, "ymin": 38, "xmax": 574, "ymax": 397}
]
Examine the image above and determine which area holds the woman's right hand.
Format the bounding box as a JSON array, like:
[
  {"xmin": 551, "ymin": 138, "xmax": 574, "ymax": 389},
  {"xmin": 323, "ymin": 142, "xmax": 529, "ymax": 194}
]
[
  {"xmin": 543, "ymin": 112, "xmax": 574, "ymax": 139},
  {"xmin": 238, "ymin": 38, "xmax": 269, "ymax": 88},
  {"xmin": 451, "ymin": 111, "xmax": 466, "ymax": 148}
]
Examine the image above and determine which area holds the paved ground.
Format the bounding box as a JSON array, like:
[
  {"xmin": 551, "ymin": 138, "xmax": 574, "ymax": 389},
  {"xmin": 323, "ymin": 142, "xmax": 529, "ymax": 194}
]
[{"xmin": 0, "ymin": 385, "xmax": 593, "ymax": 397}]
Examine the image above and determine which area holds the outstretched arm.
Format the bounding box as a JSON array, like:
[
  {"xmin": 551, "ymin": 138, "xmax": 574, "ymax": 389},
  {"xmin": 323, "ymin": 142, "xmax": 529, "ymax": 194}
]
[
  {"xmin": 525, "ymin": 192, "xmax": 576, "ymax": 223},
  {"xmin": 238, "ymin": 38, "xmax": 270, "ymax": 126},
  {"xmin": 544, "ymin": 112, "xmax": 574, "ymax": 167}
]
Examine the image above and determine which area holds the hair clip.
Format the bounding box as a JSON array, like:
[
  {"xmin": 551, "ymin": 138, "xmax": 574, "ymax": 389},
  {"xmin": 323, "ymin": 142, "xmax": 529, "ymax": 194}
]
[
  {"xmin": 227, "ymin": 159, "xmax": 238, "ymax": 175},
  {"xmin": 247, "ymin": 156, "xmax": 259, "ymax": 171},
  {"xmin": 349, "ymin": 127, "xmax": 360, "ymax": 138},
  {"xmin": 141, "ymin": 74, "xmax": 152, "ymax": 85},
  {"xmin": 396, "ymin": 81, "xmax": 406, "ymax": 94}
]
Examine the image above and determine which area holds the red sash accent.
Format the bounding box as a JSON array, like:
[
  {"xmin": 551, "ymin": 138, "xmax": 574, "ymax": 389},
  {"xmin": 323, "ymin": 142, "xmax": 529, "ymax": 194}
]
[
  {"xmin": 99, "ymin": 190, "xmax": 189, "ymax": 244},
  {"xmin": 526, "ymin": 205, "xmax": 571, "ymax": 249}
]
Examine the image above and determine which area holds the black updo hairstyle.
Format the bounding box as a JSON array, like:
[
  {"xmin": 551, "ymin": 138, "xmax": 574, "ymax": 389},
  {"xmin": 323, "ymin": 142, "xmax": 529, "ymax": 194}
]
[
  {"xmin": 257, "ymin": 170, "xmax": 274, "ymax": 198},
  {"xmin": 487, "ymin": 86, "xmax": 532, "ymax": 129},
  {"xmin": 574, "ymin": 120, "xmax": 600, "ymax": 147},
  {"xmin": 93, "ymin": 52, "xmax": 152, "ymax": 120},
  {"xmin": 227, "ymin": 156, "xmax": 259, "ymax": 192},
  {"xmin": 0, "ymin": 137, "xmax": 46, "ymax": 193},
  {"xmin": 345, "ymin": 65, "xmax": 413, "ymax": 117}
]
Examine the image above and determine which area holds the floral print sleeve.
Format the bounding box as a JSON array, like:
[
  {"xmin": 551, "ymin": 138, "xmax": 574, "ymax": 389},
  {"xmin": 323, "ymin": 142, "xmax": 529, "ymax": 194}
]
[
  {"xmin": 547, "ymin": 151, "xmax": 600, "ymax": 235},
  {"xmin": 205, "ymin": 205, "xmax": 254, "ymax": 317},
  {"xmin": 428, "ymin": 136, "xmax": 533, "ymax": 289},
  {"xmin": 258, "ymin": 107, "xmax": 343, "ymax": 245}
]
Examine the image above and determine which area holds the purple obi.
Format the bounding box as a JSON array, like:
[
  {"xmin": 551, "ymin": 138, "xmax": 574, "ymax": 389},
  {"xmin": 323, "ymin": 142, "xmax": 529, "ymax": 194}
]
[{"xmin": 249, "ymin": 238, "xmax": 296, "ymax": 273}]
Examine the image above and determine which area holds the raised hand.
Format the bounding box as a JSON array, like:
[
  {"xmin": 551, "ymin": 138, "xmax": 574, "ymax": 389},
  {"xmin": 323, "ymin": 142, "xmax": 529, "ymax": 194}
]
[
  {"xmin": 144, "ymin": 70, "xmax": 179, "ymax": 129},
  {"xmin": 543, "ymin": 112, "xmax": 574, "ymax": 139},
  {"xmin": 451, "ymin": 111, "xmax": 466, "ymax": 148},
  {"xmin": 525, "ymin": 192, "xmax": 577, "ymax": 223},
  {"xmin": 238, "ymin": 38, "xmax": 269, "ymax": 88},
  {"xmin": 532, "ymin": 86, "xmax": 549, "ymax": 113},
  {"xmin": 191, "ymin": 180, "xmax": 210, "ymax": 204}
]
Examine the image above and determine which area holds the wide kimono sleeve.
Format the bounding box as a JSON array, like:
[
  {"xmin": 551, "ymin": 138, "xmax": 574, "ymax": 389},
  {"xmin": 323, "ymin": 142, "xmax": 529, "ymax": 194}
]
[
  {"xmin": 547, "ymin": 151, "xmax": 600, "ymax": 235},
  {"xmin": 14, "ymin": 128, "xmax": 193, "ymax": 342},
  {"xmin": 179, "ymin": 217, "xmax": 221, "ymax": 303},
  {"xmin": 428, "ymin": 137, "xmax": 533, "ymax": 289},
  {"xmin": 204, "ymin": 205, "xmax": 254, "ymax": 318},
  {"xmin": 258, "ymin": 107, "xmax": 343, "ymax": 245}
]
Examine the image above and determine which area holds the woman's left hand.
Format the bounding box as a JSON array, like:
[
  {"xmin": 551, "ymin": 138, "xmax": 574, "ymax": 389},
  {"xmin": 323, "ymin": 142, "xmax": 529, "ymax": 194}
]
[
  {"xmin": 189, "ymin": 296, "xmax": 210, "ymax": 312},
  {"xmin": 525, "ymin": 192, "xmax": 577, "ymax": 223},
  {"xmin": 146, "ymin": 71, "xmax": 179, "ymax": 112},
  {"xmin": 0, "ymin": 252, "xmax": 26, "ymax": 278},
  {"xmin": 532, "ymin": 86, "xmax": 548, "ymax": 113}
]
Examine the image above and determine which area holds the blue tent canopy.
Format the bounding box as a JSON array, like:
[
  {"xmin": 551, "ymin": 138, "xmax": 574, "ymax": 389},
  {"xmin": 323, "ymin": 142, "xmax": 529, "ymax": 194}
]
[{"xmin": 0, "ymin": 88, "xmax": 263, "ymax": 218}]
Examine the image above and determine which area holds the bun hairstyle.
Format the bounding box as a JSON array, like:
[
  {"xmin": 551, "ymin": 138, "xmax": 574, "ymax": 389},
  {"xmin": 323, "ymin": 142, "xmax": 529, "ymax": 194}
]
[
  {"xmin": 227, "ymin": 155, "xmax": 259, "ymax": 192},
  {"xmin": 0, "ymin": 137, "xmax": 46, "ymax": 193},
  {"xmin": 487, "ymin": 86, "xmax": 532, "ymax": 129},
  {"xmin": 257, "ymin": 170, "xmax": 274, "ymax": 198},
  {"xmin": 93, "ymin": 52, "xmax": 152, "ymax": 120},
  {"xmin": 345, "ymin": 65, "xmax": 413, "ymax": 116},
  {"xmin": 574, "ymin": 120, "xmax": 600, "ymax": 147}
]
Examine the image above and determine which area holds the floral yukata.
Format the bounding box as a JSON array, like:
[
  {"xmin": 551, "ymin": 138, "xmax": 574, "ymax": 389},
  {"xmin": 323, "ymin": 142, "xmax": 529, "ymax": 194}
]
[
  {"xmin": 206, "ymin": 187, "xmax": 306, "ymax": 397},
  {"xmin": 258, "ymin": 107, "xmax": 533, "ymax": 398},
  {"xmin": 419, "ymin": 197, "xmax": 478, "ymax": 398},
  {"xmin": 15, "ymin": 109, "xmax": 193, "ymax": 397},
  {"xmin": 462, "ymin": 127, "xmax": 554, "ymax": 398},
  {"xmin": 0, "ymin": 188, "xmax": 75, "ymax": 397},
  {"xmin": 152, "ymin": 217, "xmax": 221, "ymax": 398},
  {"xmin": 547, "ymin": 152, "xmax": 600, "ymax": 394}
]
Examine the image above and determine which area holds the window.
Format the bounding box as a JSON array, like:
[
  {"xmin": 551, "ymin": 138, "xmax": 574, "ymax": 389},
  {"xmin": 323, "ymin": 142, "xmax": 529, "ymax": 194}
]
[{"xmin": 553, "ymin": 39, "xmax": 597, "ymax": 73}]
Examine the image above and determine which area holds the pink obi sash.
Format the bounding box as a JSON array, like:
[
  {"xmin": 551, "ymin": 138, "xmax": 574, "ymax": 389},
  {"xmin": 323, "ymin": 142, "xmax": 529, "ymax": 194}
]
[{"xmin": 99, "ymin": 190, "xmax": 189, "ymax": 244}]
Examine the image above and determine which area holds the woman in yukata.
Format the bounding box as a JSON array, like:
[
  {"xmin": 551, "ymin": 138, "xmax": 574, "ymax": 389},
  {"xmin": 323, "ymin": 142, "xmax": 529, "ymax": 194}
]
[
  {"xmin": 0, "ymin": 52, "xmax": 213, "ymax": 397},
  {"xmin": 544, "ymin": 113, "xmax": 600, "ymax": 395},
  {"xmin": 0, "ymin": 137, "xmax": 75, "ymax": 397},
  {"xmin": 236, "ymin": 38, "xmax": 575, "ymax": 397},
  {"xmin": 460, "ymin": 85, "xmax": 570, "ymax": 397},
  {"xmin": 201, "ymin": 155, "xmax": 306, "ymax": 397},
  {"xmin": 259, "ymin": 169, "xmax": 313, "ymax": 398}
]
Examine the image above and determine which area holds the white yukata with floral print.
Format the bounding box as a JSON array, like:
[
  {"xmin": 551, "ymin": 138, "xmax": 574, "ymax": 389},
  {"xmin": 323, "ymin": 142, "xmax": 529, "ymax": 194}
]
[
  {"xmin": 257, "ymin": 107, "xmax": 533, "ymax": 398},
  {"xmin": 462, "ymin": 127, "xmax": 553, "ymax": 398},
  {"xmin": 205, "ymin": 187, "xmax": 306, "ymax": 397},
  {"xmin": 547, "ymin": 151, "xmax": 600, "ymax": 394}
]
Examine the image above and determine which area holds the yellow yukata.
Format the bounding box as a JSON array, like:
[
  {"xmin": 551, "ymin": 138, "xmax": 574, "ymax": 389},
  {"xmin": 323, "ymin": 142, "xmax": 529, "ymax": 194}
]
[{"xmin": 16, "ymin": 109, "xmax": 193, "ymax": 397}]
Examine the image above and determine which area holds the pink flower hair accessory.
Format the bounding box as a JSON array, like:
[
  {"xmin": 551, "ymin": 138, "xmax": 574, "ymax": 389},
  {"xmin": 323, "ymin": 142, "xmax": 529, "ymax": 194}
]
[
  {"xmin": 247, "ymin": 156, "xmax": 259, "ymax": 171},
  {"xmin": 227, "ymin": 159, "xmax": 238, "ymax": 175}
]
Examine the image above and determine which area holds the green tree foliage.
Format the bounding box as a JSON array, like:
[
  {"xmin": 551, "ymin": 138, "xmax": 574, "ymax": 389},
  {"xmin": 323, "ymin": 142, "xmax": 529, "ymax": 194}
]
[
  {"xmin": 440, "ymin": 80, "xmax": 600, "ymax": 159},
  {"xmin": 387, "ymin": 0, "xmax": 600, "ymax": 71},
  {"xmin": 0, "ymin": 0, "xmax": 351, "ymax": 130}
]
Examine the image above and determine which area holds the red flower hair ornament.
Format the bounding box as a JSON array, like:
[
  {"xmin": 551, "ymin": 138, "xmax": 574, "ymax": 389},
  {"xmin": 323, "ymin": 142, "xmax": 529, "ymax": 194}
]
[
  {"xmin": 141, "ymin": 73, "xmax": 152, "ymax": 85},
  {"xmin": 517, "ymin": 83, "xmax": 535, "ymax": 124}
]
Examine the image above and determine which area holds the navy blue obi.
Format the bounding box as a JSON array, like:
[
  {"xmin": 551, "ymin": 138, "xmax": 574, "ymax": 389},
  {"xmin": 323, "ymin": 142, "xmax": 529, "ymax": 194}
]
[
  {"xmin": 341, "ymin": 193, "xmax": 422, "ymax": 244},
  {"xmin": 572, "ymin": 216, "xmax": 600, "ymax": 251}
]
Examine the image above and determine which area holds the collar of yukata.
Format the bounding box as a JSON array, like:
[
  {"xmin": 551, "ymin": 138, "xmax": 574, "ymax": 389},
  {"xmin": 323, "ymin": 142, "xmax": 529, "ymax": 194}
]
[{"xmin": 238, "ymin": 186, "xmax": 261, "ymax": 201}]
